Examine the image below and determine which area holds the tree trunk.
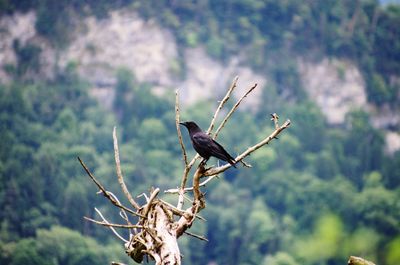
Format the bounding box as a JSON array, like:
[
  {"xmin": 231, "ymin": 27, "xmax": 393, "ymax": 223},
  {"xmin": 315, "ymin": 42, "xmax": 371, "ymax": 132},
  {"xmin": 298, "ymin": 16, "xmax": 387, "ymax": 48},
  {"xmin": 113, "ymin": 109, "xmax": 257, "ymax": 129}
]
[{"xmin": 152, "ymin": 204, "xmax": 181, "ymax": 265}]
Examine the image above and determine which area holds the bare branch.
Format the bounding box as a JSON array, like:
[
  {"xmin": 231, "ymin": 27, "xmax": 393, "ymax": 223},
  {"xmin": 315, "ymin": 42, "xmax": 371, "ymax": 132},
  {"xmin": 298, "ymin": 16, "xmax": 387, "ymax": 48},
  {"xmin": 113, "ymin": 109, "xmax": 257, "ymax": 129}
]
[
  {"xmin": 160, "ymin": 200, "xmax": 206, "ymax": 226},
  {"xmin": 204, "ymin": 119, "xmax": 291, "ymax": 177},
  {"xmin": 184, "ymin": 231, "xmax": 208, "ymax": 242},
  {"xmin": 158, "ymin": 199, "xmax": 186, "ymax": 216},
  {"xmin": 137, "ymin": 193, "xmax": 149, "ymax": 202},
  {"xmin": 176, "ymin": 189, "xmax": 185, "ymax": 211},
  {"xmin": 175, "ymin": 90, "xmax": 188, "ymax": 167},
  {"xmin": 165, "ymin": 175, "xmax": 220, "ymax": 194},
  {"xmin": 90, "ymin": 208, "xmax": 129, "ymax": 243},
  {"xmin": 142, "ymin": 188, "xmax": 160, "ymax": 217},
  {"xmin": 77, "ymin": 157, "xmax": 144, "ymax": 218},
  {"xmin": 113, "ymin": 127, "xmax": 140, "ymax": 210},
  {"xmin": 270, "ymin": 113, "xmax": 279, "ymax": 130},
  {"xmin": 111, "ymin": 262, "xmax": 128, "ymax": 265},
  {"xmin": 240, "ymin": 160, "xmax": 252, "ymax": 168},
  {"xmin": 158, "ymin": 199, "xmax": 206, "ymax": 221},
  {"xmin": 107, "ymin": 191, "xmax": 135, "ymax": 233},
  {"xmin": 192, "ymin": 166, "xmax": 205, "ymax": 203},
  {"xmin": 84, "ymin": 217, "xmax": 143, "ymax": 229},
  {"xmin": 175, "ymin": 89, "xmax": 190, "ymax": 210},
  {"xmin": 207, "ymin": 76, "xmax": 238, "ymax": 134},
  {"xmin": 181, "ymin": 153, "xmax": 200, "ymax": 183},
  {"xmin": 214, "ymin": 83, "xmax": 257, "ymax": 140}
]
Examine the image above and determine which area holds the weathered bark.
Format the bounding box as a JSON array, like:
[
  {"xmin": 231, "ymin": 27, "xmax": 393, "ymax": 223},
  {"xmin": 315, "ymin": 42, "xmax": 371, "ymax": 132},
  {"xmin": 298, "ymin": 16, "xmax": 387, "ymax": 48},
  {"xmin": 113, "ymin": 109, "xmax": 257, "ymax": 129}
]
[{"xmin": 153, "ymin": 204, "xmax": 181, "ymax": 264}]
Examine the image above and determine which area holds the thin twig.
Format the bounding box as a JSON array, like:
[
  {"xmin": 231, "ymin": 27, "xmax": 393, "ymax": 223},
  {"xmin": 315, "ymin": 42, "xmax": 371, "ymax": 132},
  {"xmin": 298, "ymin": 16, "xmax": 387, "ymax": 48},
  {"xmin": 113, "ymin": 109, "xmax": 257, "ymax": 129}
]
[
  {"xmin": 113, "ymin": 127, "xmax": 140, "ymax": 210},
  {"xmin": 184, "ymin": 231, "xmax": 209, "ymax": 242},
  {"xmin": 90, "ymin": 208, "xmax": 129, "ymax": 243},
  {"xmin": 107, "ymin": 191, "xmax": 134, "ymax": 233},
  {"xmin": 159, "ymin": 199, "xmax": 206, "ymax": 221},
  {"xmin": 78, "ymin": 157, "xmax": 144, "ymax": 218},
  {"xmin": 207, "ymin": 76, "xmax": 238, "ymax": 134},
  {"xmin": 137, "ymin": 193, "xmax": 149, "ymax": 202},
  {"xmin": 111, "ymin": 262, "xmax": 128, "ymax": 265},
  {"xmin": 142, "ymin": 188, "xmax": 160, "ymax": 217},
  {"xmin": 119, "ymin": 211, "xmax": 135, "ymax": 234},
  {"xmin": 84, "ymin": 217, "xmax": 143, "ymax": 229},
  {"xmin": 214, "ymin": 83, "xmax": 257, "ymax": 140},
  {"xmin": 175, "ymin": 90, "xmax": 188, "ymax": 167},
  {"xmin": 165, "ymin": 175, "xmax": 220, "ymax": 194},
  {"xmin": 182, "ymin": 153, "xmax": 200, "ymax": 180},
  {"xmin": 271, "ymin": 113, "xmax": 279, "ymax": 130},
  {"xmin": 176, "ymin": 90, "xmax": 189, "ymax": 210},
  {"xmin": 159, "ymin": 199, "xmax": 186, "ymax": 216},
  {"xmin": 108, "ymin": 191, "xmax": 137, "ymax": 231},
  {"xmin": 240, "ymin": 160, "xmax": 252, "ymax": 168}
]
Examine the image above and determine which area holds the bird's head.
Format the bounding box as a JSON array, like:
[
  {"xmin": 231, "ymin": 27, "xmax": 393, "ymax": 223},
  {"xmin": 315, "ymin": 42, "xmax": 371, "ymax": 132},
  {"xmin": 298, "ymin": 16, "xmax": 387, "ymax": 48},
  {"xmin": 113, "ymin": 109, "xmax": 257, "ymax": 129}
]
[{"xmin": 179, "ymin": 121, "xmax": 202, "ymax": 133}]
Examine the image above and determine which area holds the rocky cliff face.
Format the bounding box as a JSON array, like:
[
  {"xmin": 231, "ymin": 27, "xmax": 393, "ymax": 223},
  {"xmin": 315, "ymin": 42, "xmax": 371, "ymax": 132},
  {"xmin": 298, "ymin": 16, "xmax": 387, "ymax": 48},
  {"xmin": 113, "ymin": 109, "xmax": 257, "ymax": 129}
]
[
  {"xmin": 298, "ymin": 58, "xmax": 367, "ymax": 125},
  {"xmin": 0, "ymin": 10, "xmax": 398, "ymax": 152},
  {"xmin": 0, "ymin": 11, "xmax": 36, "ymax": 83}
]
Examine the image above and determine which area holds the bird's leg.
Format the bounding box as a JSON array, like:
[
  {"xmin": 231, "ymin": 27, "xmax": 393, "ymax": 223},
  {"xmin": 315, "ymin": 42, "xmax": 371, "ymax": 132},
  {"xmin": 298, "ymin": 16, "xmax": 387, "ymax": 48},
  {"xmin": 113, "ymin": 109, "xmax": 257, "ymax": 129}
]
[
  {"xmin": 199, "ymin": 158, "xmax": 208, "ymax": 168},
  {"xmin": 197, "ymin": 159, "xmax": 208, "ymax": 176},
  {"xmin": 200, "ymin": 158, "xmax": 215, "ymax": 170},
  {"xmin": 199, "ymin": 158, "xmax": 214, "ymax": 173}
]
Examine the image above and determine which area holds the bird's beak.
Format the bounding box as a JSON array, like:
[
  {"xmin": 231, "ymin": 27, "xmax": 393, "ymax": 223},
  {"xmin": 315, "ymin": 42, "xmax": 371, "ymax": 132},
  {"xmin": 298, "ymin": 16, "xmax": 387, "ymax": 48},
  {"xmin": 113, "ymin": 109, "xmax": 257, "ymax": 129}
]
[{"xmin": 179, "ymin": 122, "xmax": 186, "ymax": 127}]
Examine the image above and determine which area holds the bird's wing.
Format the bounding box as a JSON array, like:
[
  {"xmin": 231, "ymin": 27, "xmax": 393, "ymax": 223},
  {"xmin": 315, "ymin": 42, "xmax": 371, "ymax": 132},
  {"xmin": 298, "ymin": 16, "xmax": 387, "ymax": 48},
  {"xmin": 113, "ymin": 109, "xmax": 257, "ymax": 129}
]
[
  {"xmin": 192, "ymin": 133, "xmax": 236, "ymax": 167},
  {"xmin": 211, "ymin": 139, "xmax": 236, "ymax": 162},
  {"xmin": 192, "ymin": 133, "xmax": 214, "ymax": 157},
  {"xmin": 192, "ymin": 132, "xmax": 211, "ymax": 145}
]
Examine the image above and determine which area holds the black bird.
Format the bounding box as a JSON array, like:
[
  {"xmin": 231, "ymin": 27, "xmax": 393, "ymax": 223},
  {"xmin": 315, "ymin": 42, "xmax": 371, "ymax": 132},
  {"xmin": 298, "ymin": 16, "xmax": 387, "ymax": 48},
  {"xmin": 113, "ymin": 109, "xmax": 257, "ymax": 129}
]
[{"xmin": 180, "ymin": 121, "xmax": 236, "ymax": 168}]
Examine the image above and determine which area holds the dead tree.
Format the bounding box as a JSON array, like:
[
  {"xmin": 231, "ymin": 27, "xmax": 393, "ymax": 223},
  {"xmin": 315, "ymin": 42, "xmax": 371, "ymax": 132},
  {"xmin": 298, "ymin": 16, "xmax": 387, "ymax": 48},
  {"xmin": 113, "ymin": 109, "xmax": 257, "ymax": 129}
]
[{"xmin": 78, "ymin": 76, "xmax": 291, "ymax": 265}]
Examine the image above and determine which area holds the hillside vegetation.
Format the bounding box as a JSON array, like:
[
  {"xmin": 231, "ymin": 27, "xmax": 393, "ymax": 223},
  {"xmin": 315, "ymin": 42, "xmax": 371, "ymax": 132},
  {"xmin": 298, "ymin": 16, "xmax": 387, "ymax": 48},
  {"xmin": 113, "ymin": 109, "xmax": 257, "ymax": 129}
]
[{"xmin": 0, "ymin": 1, "xmax": 399, "ymax": 265}]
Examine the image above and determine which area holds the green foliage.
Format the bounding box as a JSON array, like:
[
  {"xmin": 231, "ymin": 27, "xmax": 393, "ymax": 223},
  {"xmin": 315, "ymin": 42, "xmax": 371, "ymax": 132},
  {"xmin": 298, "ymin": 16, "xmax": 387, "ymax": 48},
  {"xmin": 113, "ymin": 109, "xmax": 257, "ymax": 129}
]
[
  {"xmin": 386, "ymin": 236, "xmax": 400, "ymax": 265},
  {"xmin": 342, "ymin": 227, "xmax": 380, "ymax": 263},
  {"xmin": 1, "ymin": 1, "xmax": 400, "ymax": 264},
  {"xmin": 367, "ymin": 73, "xmax": 392, "ymax": 106},
  {"xmin": 374, "ymin": 4, "xmax": 400, "ymax": 76},
  {"xmin": 0, "ymin": 226, "xmax": 130, "ymax": 265},
  {"xmin": 244, "ymin": 198, "xmax": 278, "ymax": 263},
  {"xmin": 293, "ymin": 213, "xmax": 344, "ymax": 263},
  {"xmin": 263, "ymin": 252, "xmax": 299, "ymax": 265}
]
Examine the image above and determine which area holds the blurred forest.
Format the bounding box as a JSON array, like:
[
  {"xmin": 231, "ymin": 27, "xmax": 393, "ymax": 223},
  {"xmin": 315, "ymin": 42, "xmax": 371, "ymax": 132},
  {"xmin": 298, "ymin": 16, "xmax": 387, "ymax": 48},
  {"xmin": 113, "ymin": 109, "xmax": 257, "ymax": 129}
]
[{"xmin": 0, "ymin": 0, "xmax": 399, "ymax": 265}]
